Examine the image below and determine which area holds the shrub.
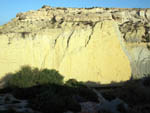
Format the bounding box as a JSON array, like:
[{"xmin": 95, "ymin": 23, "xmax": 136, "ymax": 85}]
[
  {"xmin": 5, "ymin": 66, "xmax": 64, "ymax": 88},
  {"xmin": 65, "ymin": 79, "xmax": 85, "ymax": 88},
  {"xmin": 2, "ymin": 66, "xmax": 99, "ymax": 113},
  {"xmin": 38, "ymin": 69, "xmax": 64, "ymax": 85}
]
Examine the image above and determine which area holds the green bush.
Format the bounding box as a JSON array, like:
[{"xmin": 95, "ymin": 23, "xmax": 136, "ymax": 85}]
[
  {"xmin": 65, "ymin": 79, "xmax": 85, "ymax": 87},
  {"xmin": 5, "ymin": 66, "xmax": 64, "ymax": 88},
  {"xmin": 1, "ymin": 66, "xmax": 99, "ymax": 113}
]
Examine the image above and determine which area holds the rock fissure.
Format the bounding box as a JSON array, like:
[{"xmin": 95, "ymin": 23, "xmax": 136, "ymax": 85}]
[
  {"xmin": 66, "ymin": 30, "xmax": 75, "ymax": 49},
  {"xmin": 53, "ymin": 34, "xmax": 62, "ymax": 48},
  {"xmin": 85, "ymin": 22, "xmax": 97, "ymax": 47}
]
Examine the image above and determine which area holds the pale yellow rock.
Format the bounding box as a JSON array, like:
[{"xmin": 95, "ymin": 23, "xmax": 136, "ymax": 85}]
[
  {"xmin": 1, "ymin": 6, "xmax": 150, "ymax": 83},
  {"xmin": 0, "ymin": 20, "xmax": 131, "ymax": 84},
  {"xmin": 59, "ymin": 20, "xmax": 131, "ymax": 84}
]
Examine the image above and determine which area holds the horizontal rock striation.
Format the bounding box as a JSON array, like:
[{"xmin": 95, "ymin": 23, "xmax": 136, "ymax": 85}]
[{"xmin": 0, "ymin": 5, "xmax": 150, "ymax": 83}]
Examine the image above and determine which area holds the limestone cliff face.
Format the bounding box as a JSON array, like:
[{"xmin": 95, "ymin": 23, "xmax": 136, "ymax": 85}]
[{"xmin": 0, "ymin": 6, "xmax": 150, "ymax": 83}]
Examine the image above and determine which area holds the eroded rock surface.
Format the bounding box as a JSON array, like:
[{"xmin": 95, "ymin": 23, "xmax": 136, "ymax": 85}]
[{"xmin": 0, "ymin": 6, "xmax": 150, "ymax": 83}]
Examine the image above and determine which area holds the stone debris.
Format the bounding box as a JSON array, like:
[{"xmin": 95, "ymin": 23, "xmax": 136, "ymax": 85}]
[
  {"xmin": 79, "ymin": 89, "xmax": 128, "ymax": 113},
  {"xmin": 64, "ymin": 89, "xmax": 128, "ymax": 113},
  {"xmin": 0, "ymin": 91, "xmax": 128, "ymax": 113},
  {"xmin": 0, "ymin": 93, "xmax": 40, "ymax": 113}
]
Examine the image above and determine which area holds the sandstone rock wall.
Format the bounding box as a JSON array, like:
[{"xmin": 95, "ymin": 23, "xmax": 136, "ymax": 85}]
[{"xmin": 0, "ymin": 6, "xmax": 150, "ymax": 83}]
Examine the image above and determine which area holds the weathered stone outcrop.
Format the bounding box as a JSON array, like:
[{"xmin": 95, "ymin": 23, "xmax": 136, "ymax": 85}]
[{"xmin": 0, "ymin": 6, "xmax": 150, "ymax": 83}]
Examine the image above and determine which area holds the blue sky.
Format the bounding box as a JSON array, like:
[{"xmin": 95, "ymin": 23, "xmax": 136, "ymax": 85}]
[{"xmin": 0, "ymin": 0, "xmax": 150, "ymax": 25}]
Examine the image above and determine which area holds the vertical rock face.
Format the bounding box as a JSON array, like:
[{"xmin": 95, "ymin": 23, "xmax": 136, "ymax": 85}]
[
  {"xmin": 0, "ymin": 6, "xmax": 150, "ymax": 83},
  {"xmin": 59, "ymin": 21, "xmax": 131, "ymax": 83}
]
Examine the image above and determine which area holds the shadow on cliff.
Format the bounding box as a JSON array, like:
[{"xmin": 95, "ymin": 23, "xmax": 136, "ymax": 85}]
[{"xmin": 0, "ymin": 65, "xmax": 150, "ymax": 113}]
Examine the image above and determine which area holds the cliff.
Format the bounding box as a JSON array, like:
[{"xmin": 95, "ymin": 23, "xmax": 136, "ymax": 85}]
[{"xmin": 0, "ymin": 6, "xmax": 150, "ymax": 84}]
